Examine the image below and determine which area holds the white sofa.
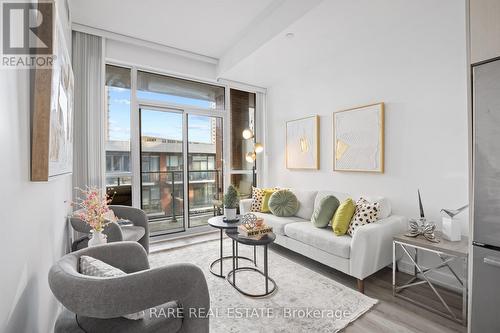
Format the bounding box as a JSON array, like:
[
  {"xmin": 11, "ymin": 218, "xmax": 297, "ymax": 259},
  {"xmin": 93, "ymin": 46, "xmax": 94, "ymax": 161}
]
[{"xmin": 240, "ymin": 190, "xmax": 407, "ymax": 293}]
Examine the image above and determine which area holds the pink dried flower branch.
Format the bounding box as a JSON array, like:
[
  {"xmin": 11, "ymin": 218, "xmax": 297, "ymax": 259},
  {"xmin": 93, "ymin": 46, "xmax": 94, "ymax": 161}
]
[{"xmin": 72, "ymin": 187, "xmax": 114, "ymax": 232}]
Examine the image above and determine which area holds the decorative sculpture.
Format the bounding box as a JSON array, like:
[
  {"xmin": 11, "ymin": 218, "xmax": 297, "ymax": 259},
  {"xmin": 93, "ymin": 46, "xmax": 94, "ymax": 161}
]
[
  {"xmin": 241, "ymin": 213, "xmax": 258, "ymax": 230},
  {"xmin": 440, "ymin": 205, "xmax": 468, "ymax": 218},
  {"xmin": 440, "ymin": 204, "xmax": 468, "ymax": 241},
  {"xmin": 405, "ymin": 190, "xmax": 440, "ymax": 242},
  {"xmin": 418, "ymin": 189, "xmax": 425, "ymax": 218},
  {"xmin": 405, "ymin": 218, "xmax": 440, "ymax": 242}
]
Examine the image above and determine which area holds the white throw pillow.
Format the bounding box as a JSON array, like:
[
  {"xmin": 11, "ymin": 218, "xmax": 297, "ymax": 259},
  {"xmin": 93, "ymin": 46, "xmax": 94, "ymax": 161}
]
[
  {"xmin": 363, "ymin": 196, "xmax": 391, "ymax": 219},
  {"xmin": 290, "ymin": 189, "xmax": 318, "ymax": 220},
  {"xmin": 79, "ymin": 256, "xmax": 145, "ymax": 320}
]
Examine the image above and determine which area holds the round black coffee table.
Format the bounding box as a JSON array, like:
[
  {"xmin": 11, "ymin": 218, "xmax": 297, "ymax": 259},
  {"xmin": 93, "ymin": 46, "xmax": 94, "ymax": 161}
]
[
  {"xmin": 226, "ymin": 230, "xmax": 277, "ymax": 298},
  {"xmin": 207, "ymin": 216, "xmax": 255, "ymax": 278}
]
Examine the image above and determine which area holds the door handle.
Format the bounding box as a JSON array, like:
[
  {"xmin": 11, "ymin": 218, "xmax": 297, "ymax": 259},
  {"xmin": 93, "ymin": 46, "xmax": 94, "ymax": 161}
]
[{"xmin": 484, "ymin": 257, "xmax": 500, "ymax": 268}]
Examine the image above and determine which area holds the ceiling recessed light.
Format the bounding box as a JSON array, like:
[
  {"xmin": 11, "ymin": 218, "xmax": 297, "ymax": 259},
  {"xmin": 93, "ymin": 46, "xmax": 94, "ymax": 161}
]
[{"xmin": 285, "ymin": 32, "xmax": 295, "ymax": 38}]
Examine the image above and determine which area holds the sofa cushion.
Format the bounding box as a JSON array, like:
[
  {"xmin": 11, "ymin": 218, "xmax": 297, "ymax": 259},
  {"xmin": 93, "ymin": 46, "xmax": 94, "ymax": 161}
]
[
  {"xmin": 347, "ymin": 198, "xmax": 380, "ymax": 236},
  {"xmin": 252, "ymin": 212, "xmax": 307, "ymax": 236},
  {"xmin": 311, "ymin": 195, "xmax": 340, "ymax": 228},
  {"xmin": 314, "ymin": 191, "xmax": 350, "ymax": 213},
  {"xmin": 331, "ymin": 198, "xmax": 356, "ymax": 235},
  {"xmin": 268, "ymin": 190, "xmax": 299, "ymax": 217},
  {"xmin": 121, "ymin": 225, "xmax": 146, "ymax": 242},
  {"xmin": 261, "ymin": 189, "xmax": 278, "ymax": 213},
  {"xmin": 284, "ymin": 222, "xmax": 352, "ymax": 259},
  {"xmin": 364, "ymin": 196, "xmax": 391, "ymax": 219},
  {"xmin": 289, "ymin": 189, "xmax": 318, "ymax": 220},
  {"xmin": 251, "ymin": 187, "xmax": 265, "ymax": 212}
]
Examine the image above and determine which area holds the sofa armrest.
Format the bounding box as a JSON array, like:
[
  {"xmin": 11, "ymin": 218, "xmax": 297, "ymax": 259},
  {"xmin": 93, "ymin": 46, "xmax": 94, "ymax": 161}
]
[
  {"xmin": 349, "ymin": 215, "xmax": 407, "ymax": 280},
  {"xmin": 240, "ymin": 198, "xmax": 253, "ymax": 214}
]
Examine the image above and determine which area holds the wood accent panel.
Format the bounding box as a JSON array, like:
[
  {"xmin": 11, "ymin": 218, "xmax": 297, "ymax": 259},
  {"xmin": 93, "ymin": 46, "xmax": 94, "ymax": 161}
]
[
  {"xmin": 31, "ymin": 68, "xmax": 52, "ymax": 181},
  {"xmin": 30, "ymin": 2, "xmax": 54, "ymax": 181}
]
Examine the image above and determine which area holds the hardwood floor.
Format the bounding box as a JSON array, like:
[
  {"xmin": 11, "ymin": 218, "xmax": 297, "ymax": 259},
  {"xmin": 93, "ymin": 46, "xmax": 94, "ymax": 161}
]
[{"xmin": 152, "ymin": 233, "xmax": 467, "ymax": 333}]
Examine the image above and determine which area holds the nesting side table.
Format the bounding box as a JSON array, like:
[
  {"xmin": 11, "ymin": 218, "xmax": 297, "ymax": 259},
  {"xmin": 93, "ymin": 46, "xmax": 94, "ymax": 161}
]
[
  {"xmin": 207, "ymin": 216, "xmax": 255, "ymax": 278},
  {"xmin": 393, "ymin": 232, "xmax": 468, "ymax": 325}
]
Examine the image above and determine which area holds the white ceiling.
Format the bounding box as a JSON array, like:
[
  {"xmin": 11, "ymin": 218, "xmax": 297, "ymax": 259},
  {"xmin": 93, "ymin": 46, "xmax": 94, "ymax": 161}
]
[
  {"xmin": 219, "ymin": 0, "xmax": 466, "ymax": 87},
  {"xmin": 69, "ymin": 0, "xmax": 278, "ymax": 58}
]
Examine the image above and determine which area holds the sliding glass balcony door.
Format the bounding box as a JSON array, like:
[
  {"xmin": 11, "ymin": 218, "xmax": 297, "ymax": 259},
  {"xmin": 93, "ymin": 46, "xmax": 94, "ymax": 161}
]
[
  {"xmin": 140, "ymin": 108, "xmax": 185, "ymax": 235},
  {"xmin": 140, "ymin": 107, "xmax": 223, "ymax": 236}
]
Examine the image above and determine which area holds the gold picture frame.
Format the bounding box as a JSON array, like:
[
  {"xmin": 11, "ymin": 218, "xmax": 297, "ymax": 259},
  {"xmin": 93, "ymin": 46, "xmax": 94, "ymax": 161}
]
[
  {"xmin": 286, "ymin": 115, "xmax": 320, "ymax": 170},
  {"xmin": 333, "ymin": 102, "xmax": 384, "ymax": 173}
]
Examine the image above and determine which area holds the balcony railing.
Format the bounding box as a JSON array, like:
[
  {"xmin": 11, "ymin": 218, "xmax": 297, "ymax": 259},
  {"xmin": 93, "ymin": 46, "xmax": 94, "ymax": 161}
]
[{"xmin": 106, "ymin": 170, "xmax": 223, "ymax": 225}]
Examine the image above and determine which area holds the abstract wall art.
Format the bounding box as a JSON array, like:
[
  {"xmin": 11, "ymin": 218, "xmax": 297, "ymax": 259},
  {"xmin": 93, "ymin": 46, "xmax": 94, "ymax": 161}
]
[
  {"xmin": 286, "ymin": 115, "xmax": 319, "ymax": 169},
  {"xmin": 333, "ymin": 103, "xmax": 384, "ymax": 173}
]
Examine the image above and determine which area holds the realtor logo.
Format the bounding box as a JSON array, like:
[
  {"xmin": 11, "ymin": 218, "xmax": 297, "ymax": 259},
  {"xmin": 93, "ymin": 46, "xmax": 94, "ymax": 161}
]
[{"xmin": 1, "ymin": 0, "xmax": 54, "ymax": 68}]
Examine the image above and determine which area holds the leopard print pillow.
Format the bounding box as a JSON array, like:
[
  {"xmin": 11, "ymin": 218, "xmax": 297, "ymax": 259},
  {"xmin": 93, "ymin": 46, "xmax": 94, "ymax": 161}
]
[
  {"xmin": 251, "ymin": 187, "xmax": 265, "ymax": 212},
  {"xmin": 251, "ymin": 187, "xmax": 281, "ymax": 212},
  {"xmin": 347, "ymin": 197, "xmax": 380, "ymax": 236}
]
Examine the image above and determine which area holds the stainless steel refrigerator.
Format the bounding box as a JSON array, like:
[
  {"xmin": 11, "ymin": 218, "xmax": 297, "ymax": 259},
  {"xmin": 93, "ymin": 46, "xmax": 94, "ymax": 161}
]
[{"xmin": 471, "ymin": 57, "xmax": 500, "ymax": 332}]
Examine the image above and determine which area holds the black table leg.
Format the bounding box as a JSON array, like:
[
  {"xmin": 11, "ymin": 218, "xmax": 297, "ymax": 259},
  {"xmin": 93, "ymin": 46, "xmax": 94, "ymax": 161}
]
[
  {"xmin": 264, "ymin": 244, "xmax": 269, "ymax": 293},
  {"xmin": 236, "ymin": 241, "xmax": 239, "ymax": 269},
  {"xmin": 209, "ymin": 228, "xmax": 253, "ymax": 278},
  {"xmin": 254, "ymin": 245, "xmax": 257, "ymax": 266},
  {"xmin": 219, "ymin": 229, "xmax": 223, "ymax": 275},
  {"xmin": 232, "ymin": 239, "xmax": 236, "ymax": 285}
]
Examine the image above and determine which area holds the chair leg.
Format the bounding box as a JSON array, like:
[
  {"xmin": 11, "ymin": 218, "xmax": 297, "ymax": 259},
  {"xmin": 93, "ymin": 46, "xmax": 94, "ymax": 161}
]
[{"xmin": 357, "ymin": 279, "xmax": 365, "ymax": 294}]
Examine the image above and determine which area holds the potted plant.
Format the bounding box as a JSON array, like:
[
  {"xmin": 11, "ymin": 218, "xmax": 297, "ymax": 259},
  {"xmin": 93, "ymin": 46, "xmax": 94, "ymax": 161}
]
[
  {"xmin": 224, "ymin": 185, "xmax": 239, "ymax": 221},
  {"xmin": 73, "ymin": 187, "xmax": 116, "ymax": 246}
]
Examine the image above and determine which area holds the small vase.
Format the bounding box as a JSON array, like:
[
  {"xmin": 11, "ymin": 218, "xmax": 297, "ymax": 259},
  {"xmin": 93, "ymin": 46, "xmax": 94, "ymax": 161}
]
[
  {"xmin": 225, "ymin": 208, "xmax": 237, "ymax": 221},
  {"xmin": 88, "ymin": 230, "xmax": 107, "ymax": 247}
]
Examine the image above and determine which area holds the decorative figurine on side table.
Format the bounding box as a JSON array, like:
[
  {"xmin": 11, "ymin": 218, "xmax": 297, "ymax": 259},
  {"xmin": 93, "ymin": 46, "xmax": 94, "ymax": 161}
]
[
  {"xmin": 440, "ymin": 204, "xmax": 468, "ymax": 241},
  {"xmin": 405, "ymin": 189, "xmax": 439, "ymax": 243}
]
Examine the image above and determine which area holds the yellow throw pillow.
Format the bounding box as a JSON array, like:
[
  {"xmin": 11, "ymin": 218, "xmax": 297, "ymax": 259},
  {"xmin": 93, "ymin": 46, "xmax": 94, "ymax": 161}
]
[
  {"xmin": 260, "ymin": 189, "xmax": 278, "ymax": 213},
  {"xmin": 331, "ymin": 198, "xmax": 356, "ymax": 235}
]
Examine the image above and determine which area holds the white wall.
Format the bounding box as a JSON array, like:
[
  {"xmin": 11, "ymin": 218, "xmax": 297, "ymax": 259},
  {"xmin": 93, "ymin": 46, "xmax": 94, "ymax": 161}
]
[
  {"xmin": 0, "ymin": 1, "xmax": 73, "ymax": 332},
  {"xmin": 261, "ymin": 0, "xmax": 468, "ymax": 288},
  {"xmin": 106, "ymin": 39, "xmax": 217, "ymax": 81},
  {"xmin": 264, "ymin": 1, "xmax": 469, "ymax": 234}
]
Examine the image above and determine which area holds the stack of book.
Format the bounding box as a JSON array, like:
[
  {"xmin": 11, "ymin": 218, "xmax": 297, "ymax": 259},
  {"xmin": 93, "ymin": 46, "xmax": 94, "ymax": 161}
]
[{"xmin": 238, "ymin": 223, "xmax": 273, "ymax": 239}]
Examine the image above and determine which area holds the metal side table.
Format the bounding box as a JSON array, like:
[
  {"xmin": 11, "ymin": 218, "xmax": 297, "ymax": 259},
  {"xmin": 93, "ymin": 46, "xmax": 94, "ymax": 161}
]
[
  {"xmin": 226, "ymin": 230, "xmax": 277, "ymax": 298},
  {"xmin": 393, "ymin": 232, "xmax": 468, "ymax": 325},
  {"xmin": 207, "ymin": 216, "xmax": 255, "ymax": 278}
]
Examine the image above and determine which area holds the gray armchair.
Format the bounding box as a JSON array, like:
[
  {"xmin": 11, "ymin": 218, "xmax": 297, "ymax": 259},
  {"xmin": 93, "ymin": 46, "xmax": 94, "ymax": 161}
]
[
  {"xmin": 49, "ymin": 242, "xmax": 210, "ymax": 333},
  {"xmin": 70, "ymin": 205, "xmax": 149, "ymax": 253}
]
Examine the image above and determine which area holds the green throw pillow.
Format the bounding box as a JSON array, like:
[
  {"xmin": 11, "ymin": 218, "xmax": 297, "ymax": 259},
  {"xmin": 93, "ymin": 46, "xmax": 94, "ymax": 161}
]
[
  {"xmin": 268, "ymin": 190, "xmax": 299, "ymax": 217},
  {"xmin": 332, "ymin": 198, "xmax": 356, "ymax": 235},
  {"xmin": 311, "ymin": 195, "xmax": 340, "ymax": 228}
]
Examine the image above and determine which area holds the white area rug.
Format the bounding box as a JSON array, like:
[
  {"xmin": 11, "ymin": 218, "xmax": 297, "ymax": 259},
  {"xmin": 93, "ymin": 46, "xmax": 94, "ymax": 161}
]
[{"xmin": 149, "ymin": 239, "xmax": 377, "ymax": 333}]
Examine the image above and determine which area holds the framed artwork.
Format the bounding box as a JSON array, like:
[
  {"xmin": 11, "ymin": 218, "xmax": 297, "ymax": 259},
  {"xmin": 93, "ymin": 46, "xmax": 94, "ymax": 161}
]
[
  {"xmin": 286, "ymin": 115, "xmax": 319, "ymax": 169},
  {"xmin": 333, "ymin": 102, "xmax": 384, "ymax": 173},
  {"xmin": 31, "ymin": 16, "xmax": 74, "ymax": 181}
]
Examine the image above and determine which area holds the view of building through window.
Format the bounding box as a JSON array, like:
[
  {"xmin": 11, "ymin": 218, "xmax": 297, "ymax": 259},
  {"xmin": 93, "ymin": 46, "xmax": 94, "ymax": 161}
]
[
  {"xmin": 105, "ymin": 65, "xmax": 132, "ymax": 206},
  {"xmin": 105, "ymin": 65, "xmax": 225, "ymax": 236}
]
